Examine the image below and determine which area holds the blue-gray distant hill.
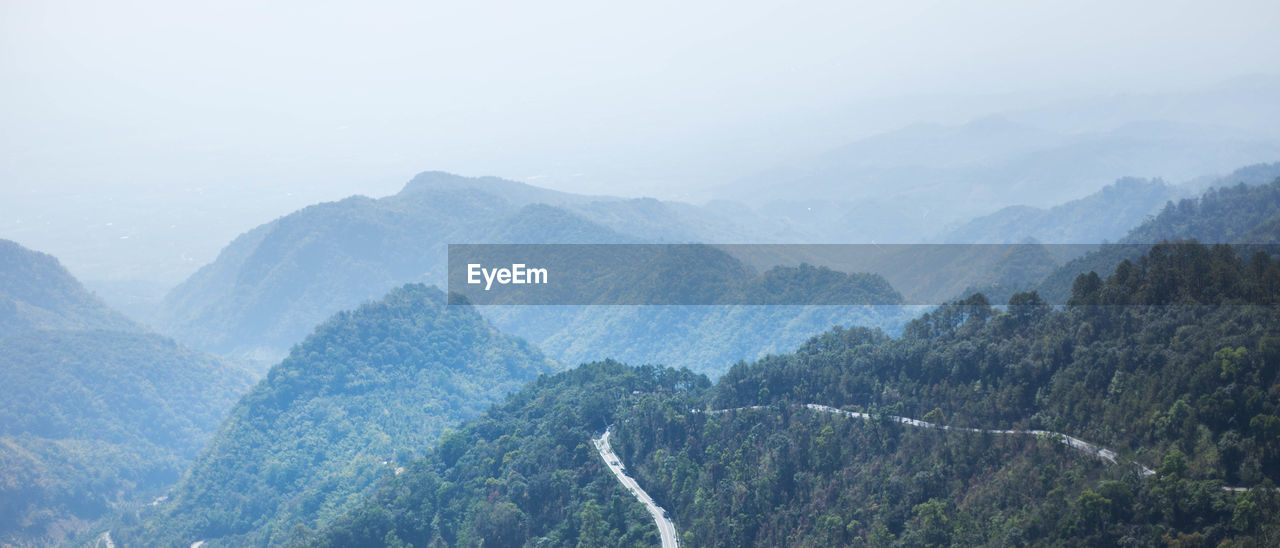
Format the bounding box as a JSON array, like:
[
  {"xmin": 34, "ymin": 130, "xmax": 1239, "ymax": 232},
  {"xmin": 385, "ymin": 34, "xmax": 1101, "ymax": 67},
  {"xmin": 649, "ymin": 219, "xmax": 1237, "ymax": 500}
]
[
  {"xmin": 937, "ymin": 176, "xmax": 1180, "ymax": 245},
  {"xmin": 939, "ymin": 163, "xmax": 1280, "ymax": 246},
  {"xmin": 154, "ymin": 172, "xmax": 814, "ymax": 367},
  {"xmin": 723, "ymin": 116, "xmax": 1280, "ymax": 244}
]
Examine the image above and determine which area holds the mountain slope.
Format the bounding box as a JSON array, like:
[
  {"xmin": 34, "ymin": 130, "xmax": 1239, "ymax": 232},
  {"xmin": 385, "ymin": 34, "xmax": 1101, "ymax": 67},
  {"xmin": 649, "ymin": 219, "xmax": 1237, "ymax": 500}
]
[
  {"xmin": 122, "ymin": 284, "xmax": 556, "ymax": 547},
  {"xmin": 0, "ymin": 239, "xmax": 138, "ymax": 334},
  {"xmin": 1037, "ymin": 175, "xmax": 1280, "ymax": 301},
  {"xmin": 0, "ymin": 240, "xmax": 252, "ymax": 548},
  {"xmin": 478, "ymin": 254, "xmax": 912, "ymax": 377},
  {"xmin": 308, "ymin": 241, "xmax": 1280, "ymax": 547},
  {"xmin": 156, "ymin": 173, "xmax": 724, "ymax": 365},
  {"xmin": 938, "ymin": 176, "xmax": 1179, "ymax": 244},
  {"xmin": 305, "ymin": 361, "xmax": 708, "ymax": 548}
]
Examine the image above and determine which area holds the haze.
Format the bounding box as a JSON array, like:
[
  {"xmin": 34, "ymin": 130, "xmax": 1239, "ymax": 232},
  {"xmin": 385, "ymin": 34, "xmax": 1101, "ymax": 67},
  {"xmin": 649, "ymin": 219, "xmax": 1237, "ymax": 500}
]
[{"xmin": 2, "ymin": 0, "xmax": 1279, "ymax": 284}]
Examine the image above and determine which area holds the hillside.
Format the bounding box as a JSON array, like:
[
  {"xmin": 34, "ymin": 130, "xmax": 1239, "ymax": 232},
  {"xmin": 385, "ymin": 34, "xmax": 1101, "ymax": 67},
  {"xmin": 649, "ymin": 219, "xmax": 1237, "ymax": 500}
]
[
  {"xmin": 157, "ymin": 172, "xmax": 899, "ymax": 375},
  {"xmin": 119, "ymin": 284, "xmax": 556, "ymax": 547},
  {"xmin": 1037, "ymin": 175, "xmax": 1280, "ymax": 301},
  {"xmin": 307, "ymin": 241, "xmax": 1280, "ymax": 547},
  {"xmin": 474, "ymin": 252, "xmax": 912, "ymax": 377},
  {"xmin": 304, "ymin": 361, "xmax": 709, "ymax": 548},
  {"xmin": 938, "ymin": 176, "xmax": 1179, "ymax": 244},
  {"xmin": 0, "ymin": 240, "xmax": 252, "ymax": 548},
  {"xmin": 0, "ymin": 239, "xmax": 138, "ymax": 334},
  {"xmin": 156, "ymin": 172, "xmax": 801, "ymax": 366}
]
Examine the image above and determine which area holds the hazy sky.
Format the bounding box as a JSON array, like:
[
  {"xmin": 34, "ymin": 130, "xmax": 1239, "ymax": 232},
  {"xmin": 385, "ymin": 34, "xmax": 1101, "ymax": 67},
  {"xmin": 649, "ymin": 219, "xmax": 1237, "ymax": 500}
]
[
  {"xmin": 4, "ymin": 1, "xmax": 1278, "ymax": 194},
  {"xmin": 2, "ymin": 0, "xmax": 1279, "ymax": 282}
]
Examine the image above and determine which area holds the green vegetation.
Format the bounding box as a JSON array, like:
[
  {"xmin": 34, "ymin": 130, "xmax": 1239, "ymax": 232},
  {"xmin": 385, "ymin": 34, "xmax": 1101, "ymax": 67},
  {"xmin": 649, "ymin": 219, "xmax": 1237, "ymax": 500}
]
[
  {"xmin": 0, "ymin": 240, "xmax": 252, "ymax": 548},
  {"xmin": 1038, "ymin": 176, "xmax": 1280, "ymax": 301},
  {"xmin": 120, "ymin": 284, "xmax": 556, "ymax": 547},
  {"xmin": 497, "ymin": 303, "xmax": 919, "ymax": 379},
  {"xmin": 303, "ymin": 361, "xmax": 708, "ymax": 548},
  {"xmin": 0, "ymin": 239, "xmax": 138, "ymax": 334},
  {"xmin": 305, "ymin": 241, "xmax": 1280, "ymax": 547},
  {"xmin": 157, "ymin": 172, "xmax": 775, "ymax": 365}
]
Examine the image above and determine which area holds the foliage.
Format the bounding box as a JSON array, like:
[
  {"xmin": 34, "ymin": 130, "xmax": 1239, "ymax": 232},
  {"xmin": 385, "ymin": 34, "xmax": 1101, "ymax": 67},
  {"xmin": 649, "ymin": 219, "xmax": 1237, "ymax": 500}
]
[
  {"xmin": 304, "ymin": 241, "xmax": 1280, "ymax": 546},
  {"xmin": 1038, "ymin": 176, "xmax": 1280, "ymax": 302},
  {"xmin": 0, "ymin": 331, "xmax": 252, "ymax": 547},
  {"xmin": 0, "ymin": 238, "xmax": 138, "ymax": 335},
  {"xmin": 299, "ymin": 361, "xmax": 709, "ymax": 548},
  {"xmin": 118, "ymin": 284, "xmax": 556, "ymax": 547}
]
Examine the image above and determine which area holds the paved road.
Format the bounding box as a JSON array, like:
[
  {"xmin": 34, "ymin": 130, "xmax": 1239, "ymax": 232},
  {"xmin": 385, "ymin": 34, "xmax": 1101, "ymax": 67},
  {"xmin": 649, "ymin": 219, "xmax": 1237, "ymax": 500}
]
[
  {"xmin": 94, "ymin": 531, "xmax": 115, "ymax": 548},
  {"xmin": 594, "ymin": 428, "xmax": 679, "ymax": 548},
  {"xmin": 801, "ymin": 403, "xmax": 1158, "ymax": 476}
]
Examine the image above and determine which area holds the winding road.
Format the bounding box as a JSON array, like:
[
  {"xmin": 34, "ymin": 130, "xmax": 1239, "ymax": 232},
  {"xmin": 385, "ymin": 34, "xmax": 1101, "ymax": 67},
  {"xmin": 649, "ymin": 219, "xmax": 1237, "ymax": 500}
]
[
  {"xmin": 593, "ymin": 427, "xmax": 679, "ymax": 548},
  {"xmin": 708, "ymin": 403, "xmax": 1280, "ymax": 492},
  {"xmin": 595, "ymin": 402, "xmax": 1264, "ymax": 545},
  {"xmin": 799, "ymin": 403, "xmax": 1157, "ymax": 476}
]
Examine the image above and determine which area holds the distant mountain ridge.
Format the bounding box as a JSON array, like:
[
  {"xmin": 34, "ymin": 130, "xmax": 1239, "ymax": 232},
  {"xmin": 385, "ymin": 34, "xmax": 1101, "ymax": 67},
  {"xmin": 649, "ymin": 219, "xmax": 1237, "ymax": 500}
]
[
  {"xmin": 156, "ymin": 172, "xmax": 804, "ymax": 365},
  {"xmin": 937, "ymin": 176, "xmax": 1180, "ymax": 244},
  {"xmin": 724, "ymin": 117, "xmax": 1280, "ymax": 243}
]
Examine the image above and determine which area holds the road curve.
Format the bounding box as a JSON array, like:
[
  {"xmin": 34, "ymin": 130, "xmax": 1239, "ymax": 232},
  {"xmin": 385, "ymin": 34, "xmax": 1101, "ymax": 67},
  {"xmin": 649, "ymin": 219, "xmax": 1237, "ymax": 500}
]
[
  {"xmin": 594, "ymin": 428, "xmax": 679, "ymax": 548},
  {"xmin": 709, "ymin": 404, "xmax": 1164, "ymax": 475},
  {"xmin": 800, "ymin": 403, "xmax": 1157, "ymax": 476}
]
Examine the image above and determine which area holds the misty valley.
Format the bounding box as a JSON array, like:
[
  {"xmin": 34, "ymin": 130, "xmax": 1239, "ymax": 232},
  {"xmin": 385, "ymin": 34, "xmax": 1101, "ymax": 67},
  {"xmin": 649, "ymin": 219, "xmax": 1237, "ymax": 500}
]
[
  {"xmin": 4, "ymin": 164, "xmax": 1280, "ymax": 547},
  {"xmin": 4, "ymin": 6, "xmax": 1280, "ymax": 544}
]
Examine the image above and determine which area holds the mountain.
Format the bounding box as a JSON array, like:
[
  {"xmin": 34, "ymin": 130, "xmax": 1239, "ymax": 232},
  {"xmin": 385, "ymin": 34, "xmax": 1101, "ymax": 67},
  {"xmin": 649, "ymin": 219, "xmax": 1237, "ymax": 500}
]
[
  {"xmin": 473, "ymin": 250, "xmax": 912, "ymax": 377},
  {"xmin": 306, "ymin": 241, "xmax": 1280, "ymax": 547},
  {"xmin": 157, "ymin": 172, "xmax": 801, "ymax": 367},
  {"xmin": 0, "ymin": 239, "xmax": 139, "ymax": 334},
  {"xmin": 306, "ymin": 360, "xmax": 709, "ymax": 547},
  {"xmin": 0, "ymin": 240, "xmax": 252, "ymax": 548},
  {"xmin": 1037, "ymin": 175, "xmax": 1280, "ymax": 301},
  {"xmin": 938, "ymin": 176, "xmax": 1180, "ymax": 244},
  {"xmin": 156, "ymin": 177, "xmax": 618, "ymax": 364},
  {"xmin": 120, "ymin": 284, "xmax": 556, "ymax": 547},
  {"xmin": 724, "ymin": 117, "xmax": 1280, "ymax": 243}
]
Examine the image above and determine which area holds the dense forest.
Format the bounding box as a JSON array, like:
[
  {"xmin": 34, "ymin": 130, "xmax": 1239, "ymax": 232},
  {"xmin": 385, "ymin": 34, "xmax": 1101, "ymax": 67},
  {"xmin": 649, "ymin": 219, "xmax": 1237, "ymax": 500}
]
[
  {"xmin": 1037, "ymin": 176, "xmax": 1280, "ymax": 301},
  {"xmin": 305, "ymin": 241, "xmax": 1280, "ymax": 547},
  {"xmin": 0, "ymin": 240, "xmax": 252, "ymax": 548},
  {"xmin": 301, "ymin": 361, "xmax": 708, "ymax": 548},
  {"xmin": 116, "ymin": 285, "xmax": 556, "ymax": 547}
]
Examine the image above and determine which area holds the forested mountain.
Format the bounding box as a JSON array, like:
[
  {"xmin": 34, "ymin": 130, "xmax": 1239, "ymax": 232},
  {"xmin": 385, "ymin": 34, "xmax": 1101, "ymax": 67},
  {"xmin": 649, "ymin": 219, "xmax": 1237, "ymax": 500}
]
[
  {"xmin": 119, "ymin": 284, "xmax": 556, "ymax": 547},
  {"xmin": 303, "ymin": 361, "xmax": 708, "ymax": 548},
  {"xmin": 0, "ymin": 239, "xmax": 138, "ymax": 334},
  {"xmin": 155, "ymin": 171, "xmax": 904, "ymax": 377},
  {"xmin": 156, "ymin": 172, "xmax": 800, "ymax": 367},
  {"xmin": 0, "ymin": 240, "xmax": 253, "ymax": 547},
  {"xmin": 1037, "ymin": 175, "xmax": 1280, "ymax": 301},
  {"xmin": 307, "ymin": 241, "xmax": 1280, "ymax": 547}
]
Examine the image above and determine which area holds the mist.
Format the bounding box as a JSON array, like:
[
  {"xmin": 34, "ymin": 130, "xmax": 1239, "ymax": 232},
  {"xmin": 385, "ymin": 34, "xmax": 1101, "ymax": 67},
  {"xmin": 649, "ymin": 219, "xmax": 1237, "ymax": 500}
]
[{"xmin": 2, "ymin": 0, "xmax": 1279, "ymax": 284}]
